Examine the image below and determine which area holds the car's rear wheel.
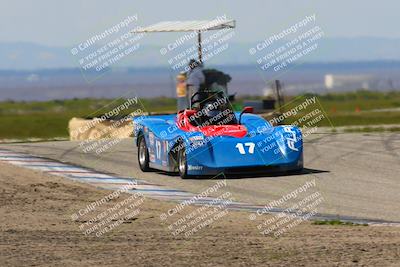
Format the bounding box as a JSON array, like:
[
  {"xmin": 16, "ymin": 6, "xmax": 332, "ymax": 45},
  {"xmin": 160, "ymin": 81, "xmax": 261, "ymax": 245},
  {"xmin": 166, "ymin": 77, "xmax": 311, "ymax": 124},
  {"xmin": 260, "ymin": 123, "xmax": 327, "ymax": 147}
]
[
  {"xmin": 177, "ymin": 145, "xmax": 190, "ymax": 179},
  {"xmin": 138, "ymin": 136, "xmax": 150, "ymax": 172}
]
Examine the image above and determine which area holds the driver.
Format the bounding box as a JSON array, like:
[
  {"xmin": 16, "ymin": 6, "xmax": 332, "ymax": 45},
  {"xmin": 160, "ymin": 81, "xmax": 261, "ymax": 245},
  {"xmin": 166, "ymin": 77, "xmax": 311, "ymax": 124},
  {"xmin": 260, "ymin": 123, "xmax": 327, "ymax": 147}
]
[{"xmin": 200, "ymin": 98, "xmax": 237, "ymax": 126}]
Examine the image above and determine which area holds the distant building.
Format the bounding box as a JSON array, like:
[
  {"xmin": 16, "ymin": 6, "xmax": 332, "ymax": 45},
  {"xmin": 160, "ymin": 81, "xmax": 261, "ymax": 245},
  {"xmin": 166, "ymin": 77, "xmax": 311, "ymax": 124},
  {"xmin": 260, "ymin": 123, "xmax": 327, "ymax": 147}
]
[{"xmin": 324, "ymin": 74, "xmax": 377, "ymax": 90}]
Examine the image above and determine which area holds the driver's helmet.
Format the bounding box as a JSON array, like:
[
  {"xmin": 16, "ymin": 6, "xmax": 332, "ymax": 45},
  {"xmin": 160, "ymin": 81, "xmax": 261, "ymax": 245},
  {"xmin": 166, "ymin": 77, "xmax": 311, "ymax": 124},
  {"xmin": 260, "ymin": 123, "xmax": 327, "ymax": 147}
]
[
  {"xmin": 203, "ymin": 102, "xmax": 222, "ymax": 118},
  {"xmin": 202, "ymin": 99, "xmax": 230, "ymax": 124}
]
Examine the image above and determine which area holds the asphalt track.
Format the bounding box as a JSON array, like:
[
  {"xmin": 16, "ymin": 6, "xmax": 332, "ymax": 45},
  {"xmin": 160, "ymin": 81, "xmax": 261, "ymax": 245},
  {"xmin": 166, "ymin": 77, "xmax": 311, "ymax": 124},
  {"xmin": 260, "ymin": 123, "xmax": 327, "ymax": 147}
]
[{"xmin": 1, "ymin": 132, "xmax": 399, "ymax": 222}]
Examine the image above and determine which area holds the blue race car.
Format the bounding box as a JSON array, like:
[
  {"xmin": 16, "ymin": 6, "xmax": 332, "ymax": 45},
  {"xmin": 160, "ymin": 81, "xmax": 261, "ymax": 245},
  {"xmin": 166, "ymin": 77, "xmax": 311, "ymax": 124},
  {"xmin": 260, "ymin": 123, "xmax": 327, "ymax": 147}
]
[{"xmin": 133, "ymin": 93, "xmax": 303, "ymax": 178}]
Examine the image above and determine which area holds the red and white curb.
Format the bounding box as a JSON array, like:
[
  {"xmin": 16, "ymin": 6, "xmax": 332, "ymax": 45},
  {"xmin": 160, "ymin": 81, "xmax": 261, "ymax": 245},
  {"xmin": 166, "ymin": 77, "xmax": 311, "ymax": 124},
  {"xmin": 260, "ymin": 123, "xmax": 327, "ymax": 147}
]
[{"xmin": 0, "ymin": 148, "xmax": 399, "ymax": 227}]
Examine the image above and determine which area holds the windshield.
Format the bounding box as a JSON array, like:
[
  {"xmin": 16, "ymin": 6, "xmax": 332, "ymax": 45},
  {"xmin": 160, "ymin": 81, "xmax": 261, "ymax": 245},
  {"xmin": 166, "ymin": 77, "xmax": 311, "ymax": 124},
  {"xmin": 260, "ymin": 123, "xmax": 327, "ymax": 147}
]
[{"xmin": 189, "ymin": 98, "xmax": 237, "ymax": 126}]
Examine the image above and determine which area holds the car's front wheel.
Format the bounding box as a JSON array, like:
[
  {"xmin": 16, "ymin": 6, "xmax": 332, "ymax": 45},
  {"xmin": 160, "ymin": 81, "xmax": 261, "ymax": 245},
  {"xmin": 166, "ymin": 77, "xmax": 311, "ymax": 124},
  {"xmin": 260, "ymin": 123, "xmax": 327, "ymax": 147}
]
[
  {"xmin": 138, "ymin": 136, "xmax": 150, "ymax": 172},
  {"xmin": 177, "ymin": 145, "xmax": 190, "ymax": 179}
]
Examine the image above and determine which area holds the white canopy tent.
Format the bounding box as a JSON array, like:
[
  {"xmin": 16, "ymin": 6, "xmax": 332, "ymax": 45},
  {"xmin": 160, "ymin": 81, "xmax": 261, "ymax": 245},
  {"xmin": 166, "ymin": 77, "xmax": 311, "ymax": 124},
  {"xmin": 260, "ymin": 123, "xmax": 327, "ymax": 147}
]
[{"xmin": 132, "ymin": 19, "xmax": 235, "ymax": 63}]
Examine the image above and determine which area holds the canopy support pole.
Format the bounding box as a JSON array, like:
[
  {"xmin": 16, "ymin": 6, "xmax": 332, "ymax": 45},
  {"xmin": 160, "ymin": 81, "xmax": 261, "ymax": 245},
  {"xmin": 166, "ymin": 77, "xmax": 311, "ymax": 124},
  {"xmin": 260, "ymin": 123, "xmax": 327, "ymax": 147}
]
[{"xmin": 197, "ymin": 31, "xmax": 202, "ymax": 63}]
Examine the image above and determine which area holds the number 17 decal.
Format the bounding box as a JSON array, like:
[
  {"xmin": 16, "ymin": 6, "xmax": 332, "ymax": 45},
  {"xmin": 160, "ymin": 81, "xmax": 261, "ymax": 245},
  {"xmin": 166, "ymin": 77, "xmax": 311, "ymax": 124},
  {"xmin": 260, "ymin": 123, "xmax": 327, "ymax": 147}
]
[{"xmin": 235, "ymin": 142, "xmax": 255, "ymax": 154}]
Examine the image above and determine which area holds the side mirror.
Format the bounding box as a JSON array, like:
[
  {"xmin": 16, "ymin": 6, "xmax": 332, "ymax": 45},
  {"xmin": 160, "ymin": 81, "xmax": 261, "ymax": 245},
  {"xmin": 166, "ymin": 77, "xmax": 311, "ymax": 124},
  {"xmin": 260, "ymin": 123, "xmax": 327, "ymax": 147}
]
[{"xmin": 239, "ymin": 106, "xmax": 254, "ymax": 124}]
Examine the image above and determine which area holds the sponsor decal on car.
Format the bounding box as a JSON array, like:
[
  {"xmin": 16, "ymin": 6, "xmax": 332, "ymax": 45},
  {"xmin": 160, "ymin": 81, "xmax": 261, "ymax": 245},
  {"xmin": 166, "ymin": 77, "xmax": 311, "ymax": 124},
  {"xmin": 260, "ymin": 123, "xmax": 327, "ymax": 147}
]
[
  {"xmin": 283, "ymin": 126, "xmax": 299, "ymax": 151},
  {"xmin": 188, "ymin": 165, "xmax": 203, "ymax": 171},
  {"xmin": 163, "ymin": 141, "xmax": 168, "ymax": 162},
  {"xmin": 149, "ymin": 132, "xmax": 154, "ymax": 146}
]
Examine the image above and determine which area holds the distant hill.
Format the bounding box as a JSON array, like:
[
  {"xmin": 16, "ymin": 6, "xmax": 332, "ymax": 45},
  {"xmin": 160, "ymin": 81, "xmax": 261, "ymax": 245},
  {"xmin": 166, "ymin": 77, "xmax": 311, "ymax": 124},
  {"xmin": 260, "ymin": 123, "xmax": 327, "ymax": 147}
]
[{"xmin": 1, "ymin": 37, "xmax": 400, "ymax": 70}]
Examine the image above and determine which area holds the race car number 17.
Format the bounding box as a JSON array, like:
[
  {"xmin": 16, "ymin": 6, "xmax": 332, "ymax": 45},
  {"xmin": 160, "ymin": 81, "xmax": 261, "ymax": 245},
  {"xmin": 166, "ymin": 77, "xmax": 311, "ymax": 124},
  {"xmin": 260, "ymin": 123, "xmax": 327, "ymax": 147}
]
[{"xmin": 235, "ymin": 142, "xmax": 255, "ymax": 154}]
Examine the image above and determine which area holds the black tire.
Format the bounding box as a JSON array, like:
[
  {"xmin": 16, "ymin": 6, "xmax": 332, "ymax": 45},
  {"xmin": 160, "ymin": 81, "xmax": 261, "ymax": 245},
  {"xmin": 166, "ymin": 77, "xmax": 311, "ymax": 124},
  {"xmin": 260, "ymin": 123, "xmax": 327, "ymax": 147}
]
[
  {"xmin": 177, "ymin": 145, "xmax": 190, "ymax": 179},
  {"xmin": 137, "ymin": 136, "xmax": 150, "ymax": 172}
]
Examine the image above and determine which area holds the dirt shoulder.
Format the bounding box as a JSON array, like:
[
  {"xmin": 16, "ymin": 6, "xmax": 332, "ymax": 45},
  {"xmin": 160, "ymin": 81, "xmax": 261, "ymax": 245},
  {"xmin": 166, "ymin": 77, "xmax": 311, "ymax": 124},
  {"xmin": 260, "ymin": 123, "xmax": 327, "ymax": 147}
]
[{"xmin": 0, "ymin": 162, "xmax": 399, "ymax": 267}]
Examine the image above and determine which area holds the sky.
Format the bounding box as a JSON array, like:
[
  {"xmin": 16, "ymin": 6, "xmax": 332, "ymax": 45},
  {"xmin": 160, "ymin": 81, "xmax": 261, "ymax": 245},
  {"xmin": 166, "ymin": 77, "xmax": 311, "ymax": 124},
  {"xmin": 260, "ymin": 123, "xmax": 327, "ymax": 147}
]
[{"xmin": 1, "ymin": 0, "xmax": 399, "ymax": 47}]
